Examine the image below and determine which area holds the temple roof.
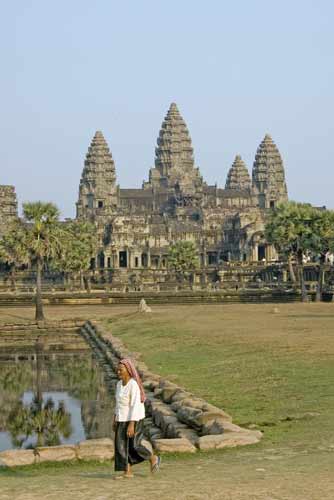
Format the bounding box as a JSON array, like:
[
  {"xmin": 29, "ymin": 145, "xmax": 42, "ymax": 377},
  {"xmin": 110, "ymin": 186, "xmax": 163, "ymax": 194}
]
[
  {"xmin": 82, "ymin": 130, "xmax": 116, "ymax": 181},
  {"xmin": 252, "ymin": 134, "xmax": 285, "ymax": 179},
  {"xmin": 225, "ymin": 155, "xmax": 251, "ymax": 191}
]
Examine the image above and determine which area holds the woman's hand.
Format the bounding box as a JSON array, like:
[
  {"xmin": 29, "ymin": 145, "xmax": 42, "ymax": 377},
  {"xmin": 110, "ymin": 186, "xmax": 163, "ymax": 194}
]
[{"xmin": 127, "ymin": 421, "xmax": 135, "ymax": 438}]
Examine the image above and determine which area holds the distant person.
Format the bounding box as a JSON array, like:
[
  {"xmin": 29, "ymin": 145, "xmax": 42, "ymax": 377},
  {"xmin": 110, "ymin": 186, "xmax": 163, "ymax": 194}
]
[{"xmin": 113, "ymin": 358, "xmax": 160, "ymax": 478}]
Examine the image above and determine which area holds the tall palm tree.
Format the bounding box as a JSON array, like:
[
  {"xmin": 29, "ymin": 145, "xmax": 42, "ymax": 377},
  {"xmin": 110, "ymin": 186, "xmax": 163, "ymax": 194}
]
[{"xmin": 21, "ymin": 202, "xmax": 64, "ymax": 320}]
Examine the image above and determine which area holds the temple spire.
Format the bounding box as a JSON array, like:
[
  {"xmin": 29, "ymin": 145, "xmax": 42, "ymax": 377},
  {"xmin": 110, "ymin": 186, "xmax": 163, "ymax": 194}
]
[
  {"xmin": 144, "ymin": 103, "xmax": 203, "ymax": 193},
  {"xmin": 252, "ymin": 134, "xmax": 288, "ymax": 208},
  {"xmin": 76, "ymin": 131, "xmax": 118, "ymax": 219},
  {"xmin": 225, "ymin": 155, "xmax": 251, "ymax": 191}
]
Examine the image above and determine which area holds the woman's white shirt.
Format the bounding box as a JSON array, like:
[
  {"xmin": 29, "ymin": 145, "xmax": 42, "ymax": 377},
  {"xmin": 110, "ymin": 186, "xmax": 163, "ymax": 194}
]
[{"xmin": 115, "ymin": 378, "xmax": 145, "ymax": 422}]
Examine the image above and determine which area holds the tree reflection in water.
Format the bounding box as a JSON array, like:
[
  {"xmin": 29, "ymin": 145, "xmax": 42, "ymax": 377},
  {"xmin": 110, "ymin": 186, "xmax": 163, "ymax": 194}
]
[
  {"xmin": 7, "ymin": 395, "xmax": 72, "ymax": 448},
  {"xmin": 1, "ymin": 335, "xmax": 113, "ymax": 450},
  {"xmin": 6, "ymin": 339, "xmax": 72, "ymax": 448}
]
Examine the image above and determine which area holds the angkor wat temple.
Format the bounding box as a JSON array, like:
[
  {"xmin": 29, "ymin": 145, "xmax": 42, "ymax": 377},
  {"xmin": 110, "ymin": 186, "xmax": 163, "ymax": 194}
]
[
  {"xmin": 0, "ymin": 103, "xmax": 289, "ymax": 286},
  {"xmin": 76, "ymin": 103, "xmax": 287, "ymax": 275}
]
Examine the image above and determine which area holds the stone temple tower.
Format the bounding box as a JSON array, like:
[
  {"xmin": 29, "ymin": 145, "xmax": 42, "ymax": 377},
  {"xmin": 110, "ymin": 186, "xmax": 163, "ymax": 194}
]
[
  {"xmin": 225, "ymin": 155, "xmax": 251, "ymax": 192},
  {"xmin": 0, "ymin": 186, "xmax": 18, "ymax": 235},
  {"xmin": 252, "ymin": 134, "xmax": 288, "ymax": 208},
  {"xmin": 145, "ymin": 103, "xmax": 203, "ymax": 195},
  {"xmin": 76, "ymin": 131, "xmax": 118, "ymax": 220}
]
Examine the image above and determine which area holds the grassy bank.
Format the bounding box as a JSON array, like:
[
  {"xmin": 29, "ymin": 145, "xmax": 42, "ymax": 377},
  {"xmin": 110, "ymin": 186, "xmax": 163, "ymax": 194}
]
[
  {"xmin": 105, "ymin": 303, "xmax": 334, "ymax": 453},
  {"xmin": 1, "ymin": 303, "xmax": 334, "ymax": 499}
]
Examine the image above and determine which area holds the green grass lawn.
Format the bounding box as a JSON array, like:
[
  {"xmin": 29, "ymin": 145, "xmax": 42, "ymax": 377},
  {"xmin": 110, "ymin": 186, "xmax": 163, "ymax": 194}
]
[
  {"xmin": 1, "ymin": 303, "xmax": 334, "ymax": 499},
  {"xmin": 105, "ymin": 303, "xmax": 334, "ymax": 454}
]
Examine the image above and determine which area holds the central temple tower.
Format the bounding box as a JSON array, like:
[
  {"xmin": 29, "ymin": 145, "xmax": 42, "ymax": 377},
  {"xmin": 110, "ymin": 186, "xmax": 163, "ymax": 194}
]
[{"xmin": 144, "ymin": 103, "xmax": 203, "ymax": 195}]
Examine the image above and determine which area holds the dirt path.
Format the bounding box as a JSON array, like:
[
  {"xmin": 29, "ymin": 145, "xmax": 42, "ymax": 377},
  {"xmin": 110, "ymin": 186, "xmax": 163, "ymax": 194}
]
[{"xmin": 1, "ymin": 448, "xmax": 334, "ymax": 500}]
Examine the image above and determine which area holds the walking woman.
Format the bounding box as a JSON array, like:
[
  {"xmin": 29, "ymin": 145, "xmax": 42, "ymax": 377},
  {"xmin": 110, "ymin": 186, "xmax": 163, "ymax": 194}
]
[{"xmin": 113, "ymin": 358, "xmax": 161, "ymax": 478}]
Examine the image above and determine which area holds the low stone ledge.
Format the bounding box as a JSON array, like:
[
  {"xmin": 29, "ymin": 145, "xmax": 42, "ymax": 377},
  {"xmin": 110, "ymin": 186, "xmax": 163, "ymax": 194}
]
[
  {"xmin": 197, "ymin": 431, "xmax": 261, "ymax": 451},
  {"xmin": 77, "ymin": 438, "xmax": 114, "ymax": 461},
  {"xmin": 0, "ymin": 449, "xmax": 36, "ymax": 467},
  {"xmin": 35, "ymin": 444, "xmax": 77, "ymax": 463},
  {"xmin": 152, "ymin": 438, "xmax": 196, "ymax": 453}
]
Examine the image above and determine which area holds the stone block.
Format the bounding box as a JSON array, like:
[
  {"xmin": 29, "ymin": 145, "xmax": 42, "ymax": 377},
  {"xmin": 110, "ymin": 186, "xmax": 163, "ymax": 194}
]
[
  {"xmin": 0, "ymin": 449, "xmax": 36, "ymax": 467},
  {"xmin": 193, "ymin": 411, "xmax": 231, "ymax": 428},
  {"xmin": 196, "ymin": 434, "xmax": 226, "ymax": 450},
  {"xmin": 216, "ymin": 432, "xmax": 261, "ymax": 449},
  {"xmin": 197, "ymin": 431, "xmax": 261, "ymax": 450},
  {"xmin": 201, "ymin": 419, "xmax": 225, "ymax": 435},
  {"xmin": 175, "ymin": 428, "xmax": 199, "ymax": 444},
  {"xmin": 77, "ymin": 438, "xmax": 114, "ymax": 461},
  {"xmin": 161, "ymin": 384, "xmax": 182, "ymax": 404},
  {"xmin": 176, "ymin": 406, "xmax": 202, "ymax": 429},
  {"xmin": 152, "ymin": 438, "xmax": 196, "ymax": 453},
  {"xmin": 35, "ymin": 444, "xmax": 77, "ymax": 463}
]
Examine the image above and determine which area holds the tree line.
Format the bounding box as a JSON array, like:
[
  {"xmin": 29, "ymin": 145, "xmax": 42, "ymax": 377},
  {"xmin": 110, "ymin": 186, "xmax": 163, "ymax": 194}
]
[
  {"xmin": 265, "ymin": 201, "xmax": 334, "ymax": 301},
  {"xmin": 0, "ymin": 200, "xmax": 333, "ymax": 322},
  {"xmin": 0, "ymin": 202, "xmax": 97, "ymax": 321}
]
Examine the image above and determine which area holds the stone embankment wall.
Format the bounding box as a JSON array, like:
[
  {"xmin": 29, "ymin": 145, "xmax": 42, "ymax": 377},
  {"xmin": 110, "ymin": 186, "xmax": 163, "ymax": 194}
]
[
  {"xmin": 81, "ymin": 321, "xmax": 262, "ymax": 454},
  {"xmin": 0, "ymin": 289, "xmax": 301, "ymax": 308},
  {"xmin": 0, "ymin": 320, "xmax": 262, "ymax": 467},
  {"xmin": 0, "ymin": 439, "xmax": 115, "ymax": 467}
]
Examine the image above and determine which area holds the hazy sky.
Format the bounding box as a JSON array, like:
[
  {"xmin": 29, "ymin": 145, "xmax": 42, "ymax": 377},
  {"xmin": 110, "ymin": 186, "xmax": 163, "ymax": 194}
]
[{"xmin": 1, "ymin": 0, "xmax": 333, "ymax": 218}]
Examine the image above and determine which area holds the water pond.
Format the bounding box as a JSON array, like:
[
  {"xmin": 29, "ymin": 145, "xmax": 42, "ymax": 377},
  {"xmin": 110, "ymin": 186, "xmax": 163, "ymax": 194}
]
[{"xmin": 0, "ymin": 331, "xmax": 114, "ymax": 452}]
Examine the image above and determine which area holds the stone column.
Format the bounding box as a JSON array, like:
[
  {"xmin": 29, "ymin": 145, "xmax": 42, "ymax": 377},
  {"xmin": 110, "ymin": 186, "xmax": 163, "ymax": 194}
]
[
  {"xmin": 252, "ymin": 245, "xmax": 258, "ymax": 262},
  {"xmin": 112, "ymin": 251, "xmax": 119, "ymax": 268},
  {"xmin": 128, "ymin": 249, "xmax": 132, "ymax": 269}
]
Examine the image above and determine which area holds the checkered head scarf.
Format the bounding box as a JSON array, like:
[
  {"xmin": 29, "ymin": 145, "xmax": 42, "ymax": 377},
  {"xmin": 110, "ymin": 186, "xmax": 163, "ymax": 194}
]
[{"xmin": 120, "ymin": 358, "xmax": 146, "ymax": 403}]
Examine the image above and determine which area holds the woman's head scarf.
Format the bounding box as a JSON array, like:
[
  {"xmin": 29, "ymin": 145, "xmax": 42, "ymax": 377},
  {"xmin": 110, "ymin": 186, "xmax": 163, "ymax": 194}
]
[{"xmin": 120, "ymin": 358, "xmax": 146, "ymax": 403}]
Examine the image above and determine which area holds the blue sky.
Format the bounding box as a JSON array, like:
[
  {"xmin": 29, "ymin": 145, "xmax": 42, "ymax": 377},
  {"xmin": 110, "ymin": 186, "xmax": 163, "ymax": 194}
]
[{"xmin": 1, "ymin": 0, "xmax": 333, "ymax": 217}]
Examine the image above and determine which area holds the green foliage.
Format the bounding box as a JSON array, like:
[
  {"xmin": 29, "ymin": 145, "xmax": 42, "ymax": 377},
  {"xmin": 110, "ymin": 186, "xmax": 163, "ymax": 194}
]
[
  {"xmin": 0, "ymin": 223, "xmax": 29, "ymax": 269},
  {"xmin": 21, "ymin": 202, "xmax": 64, "ymax": 264},
  {"xmin": 52, "ymin": 220, "xmax": 97, "ymax": 277},
  {"xmin": 265, "ymin": 201, "xmax": 334, "ymax": 260},
  {"xmin": 167, "ymin": 240, "xmax": 199, "ymax": 278}
]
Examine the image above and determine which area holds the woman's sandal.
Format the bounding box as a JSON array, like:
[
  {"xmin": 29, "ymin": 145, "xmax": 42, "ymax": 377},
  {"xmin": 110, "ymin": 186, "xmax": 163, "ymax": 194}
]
[{"xmin": 151, "ymin": 455, "xmax": 161, "ymax": 473}]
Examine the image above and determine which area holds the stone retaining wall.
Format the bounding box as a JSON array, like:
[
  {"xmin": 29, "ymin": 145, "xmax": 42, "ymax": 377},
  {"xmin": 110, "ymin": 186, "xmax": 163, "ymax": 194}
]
[
  {"xmin": 0, "ymin": 319, "xmax": 262, "ymax": 467},
  {"xmin": 0, "ymin": 438, "xmax": 114, "ymax": 467},
  {"xmin": 82, "ymin": 321, "xmax": 262, "ymax": 454}
]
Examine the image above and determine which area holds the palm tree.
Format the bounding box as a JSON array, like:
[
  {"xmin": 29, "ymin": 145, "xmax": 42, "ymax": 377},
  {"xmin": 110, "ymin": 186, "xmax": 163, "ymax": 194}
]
[{"xmin": 21, "ymin": 202, "xmax": 65, "ymax": 321}]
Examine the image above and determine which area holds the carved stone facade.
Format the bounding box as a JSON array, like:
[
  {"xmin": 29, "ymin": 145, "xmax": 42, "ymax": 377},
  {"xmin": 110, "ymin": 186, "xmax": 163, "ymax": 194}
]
[
  {"xmin": 76, "ymin": 103, "xmax": 287, "ymax": 275},
  {"xmin": 0, "ymin": 186, "xmax": 18, "ymax": 234}
]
